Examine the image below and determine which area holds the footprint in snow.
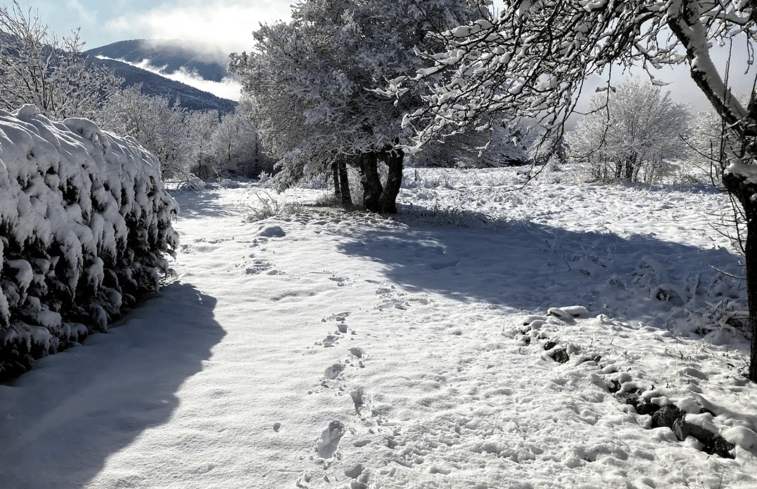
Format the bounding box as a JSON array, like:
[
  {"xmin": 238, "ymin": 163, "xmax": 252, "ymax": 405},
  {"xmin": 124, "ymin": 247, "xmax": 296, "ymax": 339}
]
[
  {"xmin": 350, "ymin": 388, "xmax": 365, "ymax": 412},
  {"xmin": 329, "ymin": 276, "xmax": 349, "ymax": 286},
  {"xmin": 324, "ymin": 363, "xmax": 344, "ymax": 379},
  {"xmin": 320, "ymin": 334, "xmax": 339, "ymax": 347},
  {"xmin": 244, "ymin": 259, "xmax": 272, "ymax": 275},
  {"xmin": 349, "ymin": 347, "xmax": 364, "ymax": 358},
  {"xmin": 316, "ymin": 421, "xmax": 345, "ymax": 459},
  {"xmin": 322, "ymin": 311, "xmax": 350, "ymax": 323}
]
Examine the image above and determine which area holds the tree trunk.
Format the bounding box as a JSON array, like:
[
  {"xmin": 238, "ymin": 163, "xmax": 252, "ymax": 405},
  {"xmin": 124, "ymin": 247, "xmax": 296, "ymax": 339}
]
[
  {"xmin": 379, "ymin": 147, "xmax": 404, "ymax": 214},
  {"xmin": 338, "ymin": 157, "xmax": 352, "ymax": 206},
  {"xmin": 667, "ymin": 10, "xmax": 757, "ymax": 382},
  {"xmin": 624, "ymin": 153, "xmax": 638, "ymax": 181},
  {"xmin": 748, "ymin": 214, "xmax": 757, "ymax": 383},
  {"xmin": 722, "ymin": 170, "xmax": 757, "ymax": 382},
  {"xmin": 360, "ymin": 152, "xmax": 383, "ymax": 212},
  {"xmin": 332, "ymin": 161, "xmax": 341, "ymax": 200}
]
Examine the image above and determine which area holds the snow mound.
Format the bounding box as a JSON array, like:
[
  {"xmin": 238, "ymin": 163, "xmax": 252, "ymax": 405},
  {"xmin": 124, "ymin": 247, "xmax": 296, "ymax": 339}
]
[
  {"xmin": 0, "ymin": 105, "xmax": 178, "ymax": 380},
  {"xmin": 256, "ymin": 225, "xmax": 286, "ymax": 238}
]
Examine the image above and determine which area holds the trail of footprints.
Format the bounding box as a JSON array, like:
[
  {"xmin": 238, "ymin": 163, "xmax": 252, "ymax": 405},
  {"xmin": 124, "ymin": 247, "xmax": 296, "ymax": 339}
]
[
  {"xmin": 297, "ymin": 311, "xmax": 396, "ymax": 489},
  {"xmin": 295, "ymin": 301, "xmax": 740, "ymax": 487},
  {"xmin": 296, "ymin": 283, "xmax": 440, "ymax": 487}
]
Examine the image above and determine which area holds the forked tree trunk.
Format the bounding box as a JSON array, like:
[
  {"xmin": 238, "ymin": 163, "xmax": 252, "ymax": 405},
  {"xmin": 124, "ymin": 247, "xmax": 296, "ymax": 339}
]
[
  {"xmin": 379, "ymin": 147, "xmax": 404, "ymax": 214},
  {"xmin": 360, "ymin": 152, "xmax": 383, "ymax": 213}
]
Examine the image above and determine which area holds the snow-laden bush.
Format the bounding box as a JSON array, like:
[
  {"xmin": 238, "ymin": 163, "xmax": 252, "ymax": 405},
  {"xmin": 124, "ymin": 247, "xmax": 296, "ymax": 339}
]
[{"xmin": 0, "ymin": 105, "xmax": 178, "ymax": 380}]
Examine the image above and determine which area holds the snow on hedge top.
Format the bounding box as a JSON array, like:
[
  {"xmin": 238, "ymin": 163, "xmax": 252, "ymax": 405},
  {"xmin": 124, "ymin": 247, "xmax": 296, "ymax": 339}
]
[{"xmin": 0, "ymin": 105, "xmax": 178, "ymax": 329}]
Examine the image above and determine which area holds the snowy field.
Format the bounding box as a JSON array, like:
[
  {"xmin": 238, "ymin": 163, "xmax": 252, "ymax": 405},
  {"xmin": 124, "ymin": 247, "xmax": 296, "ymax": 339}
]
[{"xmin": 2, "ymin": 166, "xmax": 757, "ymax": 489}]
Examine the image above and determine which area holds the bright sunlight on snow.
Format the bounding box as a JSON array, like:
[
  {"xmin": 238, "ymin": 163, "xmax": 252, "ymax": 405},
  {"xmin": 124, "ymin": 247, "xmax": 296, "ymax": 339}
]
[{"xmin": 1, "ymin": 166, "xmax": 756, "ymax": 488}]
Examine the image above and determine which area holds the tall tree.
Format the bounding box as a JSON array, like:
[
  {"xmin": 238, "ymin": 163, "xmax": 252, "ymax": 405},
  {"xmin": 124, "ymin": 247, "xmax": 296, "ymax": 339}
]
[
  {"xmin": 388, "ymin": 0, "xmax": 757, "ymax": 381},
  {"xmin": 209, "ymin": 99, "xmax": 269, "ymax": 178},
  {"xmin": 230, "ymin": 0, "xmax": 489, "ymax": 213}
]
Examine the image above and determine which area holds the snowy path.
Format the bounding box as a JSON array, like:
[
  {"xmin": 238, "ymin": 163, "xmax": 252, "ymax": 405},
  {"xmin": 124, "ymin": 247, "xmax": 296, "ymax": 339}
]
[{"xmin": 2, "ymin": 172, "xmax": 757, "ymax": 488}]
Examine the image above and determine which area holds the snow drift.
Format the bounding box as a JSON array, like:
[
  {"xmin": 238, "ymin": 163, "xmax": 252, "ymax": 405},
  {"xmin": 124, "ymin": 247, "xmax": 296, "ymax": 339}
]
[{"xmin": 0, "ymin": 105, "xmax": 178, "ymax": 380}]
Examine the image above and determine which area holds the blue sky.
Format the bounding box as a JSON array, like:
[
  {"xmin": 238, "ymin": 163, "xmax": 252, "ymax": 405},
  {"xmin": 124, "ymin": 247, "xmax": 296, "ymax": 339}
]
[{"xmin": 33, "ymin": 0, "xmax": 291, "ymax": 53}]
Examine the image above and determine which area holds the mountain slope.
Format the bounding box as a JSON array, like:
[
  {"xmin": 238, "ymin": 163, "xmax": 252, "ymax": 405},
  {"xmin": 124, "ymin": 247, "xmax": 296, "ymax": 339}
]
[
  {"xmin": 86, "ymin": 39, "xmax": 229, "ymax": 82},
  {"xmin": 86, "ymin": 56, "xmax": 236, "ymax": 113}
]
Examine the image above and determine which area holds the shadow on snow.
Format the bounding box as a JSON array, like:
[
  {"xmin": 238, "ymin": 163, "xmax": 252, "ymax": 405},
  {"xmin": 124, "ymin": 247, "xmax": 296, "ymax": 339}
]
[
  {"xmin": 170, "ymin": 188, "xmax": 241, "ymax": 219},
  {"xmin": 336, "ymin": 205, "xmax": 744, "ymax": 331},
  {"xmin": 0, "ymin": 282, "xmax": 225, "ymax": 489}
]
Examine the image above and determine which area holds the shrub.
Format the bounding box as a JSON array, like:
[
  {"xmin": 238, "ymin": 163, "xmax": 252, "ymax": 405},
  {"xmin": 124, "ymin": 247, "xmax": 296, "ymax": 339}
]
[{"xmin": 0, "ymin": 105, "xmax": 178, "ymax": 380}]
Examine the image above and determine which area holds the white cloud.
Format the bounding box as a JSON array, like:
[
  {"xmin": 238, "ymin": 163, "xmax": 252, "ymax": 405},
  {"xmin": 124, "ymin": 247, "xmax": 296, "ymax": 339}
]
[
  {"xmin": 96, "ymin": 56, "xmax": 242, "ymax": 101},
  {"xmin": 106, "ymin": 0, "xmax": 290, "ymax": 54},
  {"xmin": 67, "ymin": 0, "xmax": 97, "ymax": 25}
]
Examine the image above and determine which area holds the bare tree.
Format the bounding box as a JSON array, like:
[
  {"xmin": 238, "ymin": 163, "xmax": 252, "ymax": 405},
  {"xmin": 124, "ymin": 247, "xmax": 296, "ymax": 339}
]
[
  {"xmin": 97, "ymin": 85, "xmax": 193, "ymax": 179},
  {"xmin": 0, "ymin": 0, "xmax": 121, "ymax": 119}
]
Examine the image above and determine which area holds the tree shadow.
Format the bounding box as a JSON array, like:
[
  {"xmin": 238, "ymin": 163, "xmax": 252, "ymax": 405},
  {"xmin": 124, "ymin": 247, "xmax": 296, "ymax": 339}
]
[
  {"xmin": 0, "ymin": 282, "xmax": 225, "ymax": 489},
  {"xmin": 170, "ymin": 188, "xmax": 241, "ymax": 219},
  {"xmin": 336, "ymin": 207, "xmax": 744, "ymax": 327}
]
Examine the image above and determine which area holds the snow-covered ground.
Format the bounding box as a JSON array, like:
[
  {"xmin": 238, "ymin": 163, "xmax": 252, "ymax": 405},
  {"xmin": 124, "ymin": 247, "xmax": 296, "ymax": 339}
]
[{"xmin": 2, "ymin": 166, "xmax": 756, "ymax": 489}]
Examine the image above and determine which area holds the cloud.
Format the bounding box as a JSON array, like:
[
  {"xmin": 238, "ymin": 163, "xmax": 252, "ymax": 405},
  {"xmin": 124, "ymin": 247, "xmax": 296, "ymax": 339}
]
[
  {"xmin": 106, "ymin": 0, "xmax": 290, "ymax": 54},
  {"xmin": 96, "ymin": 56, "xmax": 242, "ymax": 101},
  {"xmin": 143, "ymin": 64, "xmax": 243, "ymax": 102},
  {"xmin": 67, "ymin": 0, "xmax": 97, "ymax": 25}
]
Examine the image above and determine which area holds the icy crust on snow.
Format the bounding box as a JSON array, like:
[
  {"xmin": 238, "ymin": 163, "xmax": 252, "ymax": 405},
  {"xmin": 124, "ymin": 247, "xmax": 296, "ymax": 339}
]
[{"xmin": 0, "ymin": 105, "xmax": 178, "ymax": 379}]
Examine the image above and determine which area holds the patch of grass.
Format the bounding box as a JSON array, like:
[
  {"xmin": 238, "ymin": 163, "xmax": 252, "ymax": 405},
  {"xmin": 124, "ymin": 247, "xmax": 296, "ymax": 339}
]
[{"xmin": 242, "ymin": 191, "xmax": 304, "ymax": 221}]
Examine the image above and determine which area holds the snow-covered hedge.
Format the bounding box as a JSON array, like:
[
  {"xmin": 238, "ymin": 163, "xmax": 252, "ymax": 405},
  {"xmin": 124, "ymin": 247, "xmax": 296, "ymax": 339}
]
[{"xmin": 0, "ymin": 105, "xmax": 178, "ymax": 380}]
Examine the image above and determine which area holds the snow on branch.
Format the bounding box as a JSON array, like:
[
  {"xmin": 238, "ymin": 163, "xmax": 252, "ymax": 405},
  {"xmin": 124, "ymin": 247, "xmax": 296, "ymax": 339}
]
[
  {"xmin": 0, "ymin": 105, "xmax": 178, "ymax": 380},
  {"xmin": 388, "ymin": 0, "xmax": 756, "ymax": 152}
]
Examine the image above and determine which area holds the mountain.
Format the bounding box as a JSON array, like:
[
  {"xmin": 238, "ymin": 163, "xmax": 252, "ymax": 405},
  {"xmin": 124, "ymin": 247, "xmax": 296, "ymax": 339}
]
[
  {"xmin": 85, "ymin": 39, "xmax": 230, "ymax": 82},
  {"xmin": 86, "ymin": 56, "xmax": 237, "ymax": 114}
]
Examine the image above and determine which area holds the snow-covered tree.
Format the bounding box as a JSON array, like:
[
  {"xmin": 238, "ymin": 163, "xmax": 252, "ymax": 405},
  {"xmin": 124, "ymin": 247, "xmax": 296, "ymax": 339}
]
[
  {"xmin": 209, "ymin": 99, "xmax": 270, "ymax": 178},
  {"xmin": 387, "ymin": 0, "xmax": 757, "ymax": 381},
  {"xmin": 688, "ymin": 108, "xmax": 729, "ymax": 180},
  {"xmin": 0, "ymin": 1, "xmax": 122, "ymax": 119},
  {"xmin": 97, "ymin": 85, "xmax": 194, "ymax": 179},
  {"xmin": 230, "ymin": 0, "xmax": 489, "ymax": 213},
  {"xmin": 568, "ymin": 78, "xmax": 690, "ymax": 184},
  {"xmin": 685, "ymin": 93, "xmax": 752, "ymax": 183},
  {"xmin": 413, "ymin": 120, "xmax": 531, "ymax": 167},
  {"xmin": 187, "ymin": 109, "xmax": 220, "ymax": 179}
]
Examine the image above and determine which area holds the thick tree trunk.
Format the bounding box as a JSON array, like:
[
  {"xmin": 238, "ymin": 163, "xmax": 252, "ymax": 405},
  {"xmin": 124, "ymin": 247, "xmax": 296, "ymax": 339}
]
[
  {"xmin": 722, "ymin": 169, "xmax": 757, "ymax": 382},
  {"xmin": 379, "ymin": 147, "xmax": 404, "ymax": 214},
  {"xmin": 360, "ymin": 152, "xmax": 383, "ymax": 213},
  {"xmin": 748, "ymin": 215, "xmax": 757, "ymax": 383},
  {"xmin": 338, "ymin": 158, "xmax": 352, "ymax": 206}
]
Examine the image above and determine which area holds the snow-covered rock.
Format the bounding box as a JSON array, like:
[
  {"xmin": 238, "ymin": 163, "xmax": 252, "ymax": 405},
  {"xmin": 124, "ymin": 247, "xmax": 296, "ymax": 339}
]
[{"xmin": 0, "ymin": 105, "xmax": 178, "ymax": 380}]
